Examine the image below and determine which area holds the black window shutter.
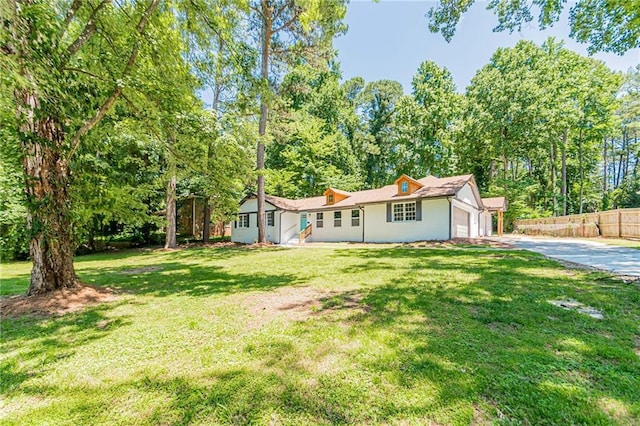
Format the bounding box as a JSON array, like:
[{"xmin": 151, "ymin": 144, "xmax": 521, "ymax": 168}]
[
  {"xmin": 234, "ymin": 220, "xmax": 237, "ymax": 228},
  {"xmin": 416, "ymin": 200, "xmax": 422, "ymax": 221},
  {"xmin": 386, "ymin": 203, "xmax": 392, "ymax": 222}
]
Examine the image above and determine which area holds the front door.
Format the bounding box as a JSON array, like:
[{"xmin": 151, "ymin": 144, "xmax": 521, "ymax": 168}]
[{"xmin": 300, "ymin": 212, "xmax": 308, "ymax": 231}]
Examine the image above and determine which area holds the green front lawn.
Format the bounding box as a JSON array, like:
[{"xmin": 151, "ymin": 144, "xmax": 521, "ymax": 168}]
[{"xmin": 2, "ymin": 246, "xmax": 639, "ymax": 424}]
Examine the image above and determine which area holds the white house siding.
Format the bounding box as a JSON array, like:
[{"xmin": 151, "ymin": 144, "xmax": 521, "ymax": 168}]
[
  {"xmin": 479, "ymin": 211, "xmax": 493, "ymax": 236},
  {"xmin": 281, "ymin": 211, "xmax": 300, "ymax": 243},
  {"xmin": 307, "ymin": 208, "xmax": 363, "ymax": 242},
  {"xmin": 231, "ymin": 199, "xmax": 280, "ymax": 244},
  {"xmin": 451, "ymin": 198, "xmax": 480, "ymax": 238},
  {"xmin": 364, "ymin": 199, "xmax": 450, "ymax": 242},
  {"xmin": 457, "ymin": 183, "xmax": 480, "ymax": 208}
]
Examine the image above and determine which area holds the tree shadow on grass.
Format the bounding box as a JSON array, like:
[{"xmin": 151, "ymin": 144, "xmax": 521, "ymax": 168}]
[
  {"xmin": 322, "ymin": 248, "xmax": 640, "ymax": 423},
  {"xmin": 1, "ymin": 334, "xmax": 485, "ymax": 425},
  {"xmin": 79, "ymin": 262, "xmax": 303, "ymax": 298},
  {"xmin": 3, "ymin": 247, "xmax": 638, "ymax": 424},
  {"xmin": 1, "ymin": 301, "xmax": 132, "ymax": 396},
  {"xmin": 3, "ymin": 245, "xmax": 285, "ymax": 296}
]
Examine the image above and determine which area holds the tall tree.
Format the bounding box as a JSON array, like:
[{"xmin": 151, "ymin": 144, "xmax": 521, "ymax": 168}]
[
  {"xmin": 247, "ymin": 0, "xmax": 346, "ymax": 243},
  {"xmin": 266, "ymin": 62, "xmax": 363, "ymax": 197},
  {"xmin": 402, "ymin": 60, "xmax": 460, "ymax": 177},
  {"xmin": 356, "ymin": 79, "xmax": 404, "ymax": 187},
  {"xmin": 458, "ymin": 39, "xmax": 621, "ymax": 223},
  {"xmin": 0, "ymin": 0, "xmax": 194, "ymax": 294}
]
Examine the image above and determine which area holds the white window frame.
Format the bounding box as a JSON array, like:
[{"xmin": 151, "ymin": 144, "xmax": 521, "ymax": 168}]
[
  {"xmin": 392, "ymin": 202, "xmax": 416, "ymax": 222},
  {"xmin": 317, "ymin": 212, "xmax": 323, "ymax": 228},
  {"xmin": 401, "ymin": 181, "xmax": 409, "ymax": 193},
  {"xmin": 238, "ymin": 213, "xmax": 249, "ymax": 228},
  {"xmin": 266, "ymin": 211, "xmax": 274, "ymax": 227},
  {"xmin": 351, "ymin": 209, "xmax": 360, "ymax": 226},
  {"xmin": 334, "ymin": 211, "xmax": 342, "ymax": 227}
]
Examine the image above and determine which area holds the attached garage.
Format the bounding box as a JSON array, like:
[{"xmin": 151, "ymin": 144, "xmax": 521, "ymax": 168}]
[{"xmin": 453, "ymin": 207, "xmax": 470, "ymax": 238}]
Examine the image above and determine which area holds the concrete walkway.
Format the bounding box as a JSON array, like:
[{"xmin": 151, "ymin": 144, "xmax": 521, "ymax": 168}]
[{"xmin": 497, "ymin": 235, "xmax": 640, "ymax": 277}]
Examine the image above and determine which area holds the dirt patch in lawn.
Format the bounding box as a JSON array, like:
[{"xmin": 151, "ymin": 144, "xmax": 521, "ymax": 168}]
[
  {"xmin": 400, "ymin": 238, "xmax": 513, "ymax": 249},
  {"xmin": 1, "ymin": 283, "xmax": 119, "ymax": 318},
  {"xmin": 244, "ymin": 287, "xmax": 368, "ymax": 327},
  {"xmin": 118, "ymin": 266, "xmax": 163, "ymax": 275}
]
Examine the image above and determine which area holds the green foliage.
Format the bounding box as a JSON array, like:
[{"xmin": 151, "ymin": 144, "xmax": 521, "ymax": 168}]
[
  {"xmin": 0, "ymin": 76, "xmax": 28, "ymax": 260},
  {"xmin": 70, "ymin": 119, "xmax": 166, "ymax": 249},
  {"xmin": 356, "ymin": 79, "xmax": 404, "ymax": 187},
  {"xmin": 457, "ymin": 38, "xmax": 623, "ymax": 217},
  {"xmin": 427, "ymin": 0, "xmax": 640, "ymax": 54},
  {"xmin": 266, "ymin": 63, "xmax": 363, "ymax": 197},
  {"xmin": 0, "ymin": 157, "xmax": 29, "ymax": 260}
]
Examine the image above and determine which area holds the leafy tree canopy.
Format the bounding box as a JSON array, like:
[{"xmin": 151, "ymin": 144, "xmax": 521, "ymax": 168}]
[{"xmin": 427, "ymin": 0, "xmax": 640, "ymax": 54}]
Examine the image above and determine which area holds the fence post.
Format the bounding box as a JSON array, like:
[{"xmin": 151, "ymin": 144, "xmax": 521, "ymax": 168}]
[{"xmin": 618, "ymin": 210, "xmax": 622, "ymax": 238}]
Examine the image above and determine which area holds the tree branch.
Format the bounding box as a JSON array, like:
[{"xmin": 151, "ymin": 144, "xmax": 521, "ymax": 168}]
[
  {"xmin": 66, "ymin": 0, "xmax": 160, "ymax": 160},
  {"xmin": 272, "ymin": 5, "xmax": 300, "ymax": 34},
  {"xmin": 272, "ymin": 13, "xmax": 299, "ymax": 34},
  {"xmin": 248, "ymin": 3, "xmax": 266, "ymax": 21},
  {"xmin": 63, "ymin": 66, "xmax": 107, "ymax": 81},
  {"xmin": 66, "ymin": 0, "xmax": 111, "ymax": 58},
  {"xmin": 62, "ymin": 0, "xmax": 84, "ymax": 36}
]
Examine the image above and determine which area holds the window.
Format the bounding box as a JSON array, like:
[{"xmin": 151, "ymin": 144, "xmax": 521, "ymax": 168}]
[
  {"xmin": 405, "ymin": 202, "xmax": 416, "ymax": 221},
  {"xmin": 334, "ymin": 211, "xmax": 342, "ymax": 227},
  {"xmin": 392, "ymin": 202, "xmax": 416, "ymax": 222},
  {"xmin": 317, "ymin": 212, "xmax": 323, "ymax": 228},
  {"xmin": 266, "ymin": 211, "xmax": 274, "ymax": 227},
  {"xmin": 393, "ymin": 203, "xmax": 404, "ymax": 222},
  {"xmin": 238, "ymin": 213, "xmax": 249, "ymax": 228},
  {"xmin": 351, "ymin": 209, "xmax": 360, "ymax": 226},
  {"xmin": 401, "ymin": 181, "xmax": 409, "ymax": 193},
  {"xmin": 328, "ymin": 194, "xmax": 334, "ymax": 204}
]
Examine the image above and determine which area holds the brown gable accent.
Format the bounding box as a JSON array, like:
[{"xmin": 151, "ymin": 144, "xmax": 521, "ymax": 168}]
[
  {"xmin": 393, "ymin": 174, "xmax": 424, "ymax": 196},
  {"xmin": 323, "ymin": 188, "xmax": 351, "ymax": 206}
]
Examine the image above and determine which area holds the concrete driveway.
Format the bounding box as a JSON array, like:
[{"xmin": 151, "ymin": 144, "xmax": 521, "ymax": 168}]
[{"xmin": 498, "ymin": 235, "xmax": 640, "ymax": 276}]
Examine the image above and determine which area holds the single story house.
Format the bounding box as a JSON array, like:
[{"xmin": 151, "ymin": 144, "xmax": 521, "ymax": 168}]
[{"xmin": 231, "ymin": 174, "xmax": 506, "ymax": 244}]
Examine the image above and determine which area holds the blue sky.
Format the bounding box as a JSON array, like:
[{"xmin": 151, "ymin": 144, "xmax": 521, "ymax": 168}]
[{"xmin": 334, "ymin": 0, "xmax": 640, "ymax": 93}]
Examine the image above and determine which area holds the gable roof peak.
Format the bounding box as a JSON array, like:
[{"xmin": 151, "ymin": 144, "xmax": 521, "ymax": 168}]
[
  {"xmin": 323, "ymin": 187, "xmax": 351, "ymax": 196},
  {"xmin": 394, "ymin": 174, "xmax": 424, "ymax": 187}
]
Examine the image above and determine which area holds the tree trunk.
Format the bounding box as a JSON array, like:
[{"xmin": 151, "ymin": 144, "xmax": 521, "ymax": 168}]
[
  {"xmin": 623, "ymin": 128, "xmax": 630, "ymax": 182},
  {"xmin": 603, "ymin": 136, "xmax": 608, "ymax": 194},
  {"xmin": 578, "ymin": 128, "xmax": 584, "ymax": 214},
  {"xmin": 551, "ymin": 140, "xmax": 557, "ymax": 216},
  {"xmin": 561, "ymin": 130, "xmax": 568, "ymax": 216},
  {"xmin": 203, "ymin": 197, "xmax": 211, "ymax": 244},
  {"xmin": 22, "ymin": 114, "xmax": 79, "ymax": 295},
  {"xmin": 165, "ymin": 174, "xmax": 177, "ymax": 249},
  {"xmin": 256, "ymin": 5, "xmax": 272, "ymax": 244}
]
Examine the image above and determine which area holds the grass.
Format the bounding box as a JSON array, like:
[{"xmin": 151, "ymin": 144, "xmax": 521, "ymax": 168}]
[{"xmin": 2, "ymin": 245, "xmax": 639, "ymax": 425}]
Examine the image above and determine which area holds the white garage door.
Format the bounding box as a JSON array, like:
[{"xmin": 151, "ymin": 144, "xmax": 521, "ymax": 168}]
[{"xmin": 453, "ymin": 207, "xmax": 470, "ymax": 238}]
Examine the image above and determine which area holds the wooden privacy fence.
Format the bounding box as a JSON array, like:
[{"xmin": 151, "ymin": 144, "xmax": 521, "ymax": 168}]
[{"xmin": 514, "ymin": 208, "xmax": 640, "ymax": 238}]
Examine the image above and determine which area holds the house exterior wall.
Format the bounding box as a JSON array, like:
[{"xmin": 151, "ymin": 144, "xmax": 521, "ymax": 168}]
[
  {"xmin": 231, "ymin": 199, "xmax": 280, "ymax": 244},
  {"xmin": 307, "ymin": 208, "xmax": 363, "ymax": 242},
  {"xmin": 457, "ymin": 183, "xmax": 480, "ymax": 208},
  {"xmin": 479, "ymin": 211, "xmax": 492, "ymax": 236},
  {"xmin": 281, "ymin": 211, "xmax": 300, "ymax": 243},
  {"xmin": 233, "ymin": 192, "xmax": 485, "ymax": 244},
  {"xmin": 451, "ymin": 198, "xmax": 480, "ymax": 238},
  {"xmin": 364, "ymin": 198, "xmax": 450, "ymax": 242}
]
